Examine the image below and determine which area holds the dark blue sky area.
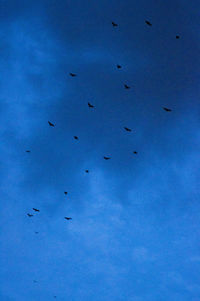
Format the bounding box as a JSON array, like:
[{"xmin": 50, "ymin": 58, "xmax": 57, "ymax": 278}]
[{"xmin": 0, "ymin": 1, "xmax": 200, "ymax": 300}]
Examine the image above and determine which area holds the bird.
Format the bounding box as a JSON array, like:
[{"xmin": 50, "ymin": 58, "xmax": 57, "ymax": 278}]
[
  {"xmin": 26, "ymin": 150, "xmax": 31, "ymax": 153},
  {"xmin": 145, "ymin": 20, "xmax": 152, "ymax": 26},
  {"xmin": 124, "ymin": 127, "xmax": 132, "ymax": 132},
  {"xmin": 69, "ymin": 73, "xmax": 77, "ymax": 77},
  {"xmin": 124, "ymin": 84, "xmax": 130, "ymax": 89},
  {"xmin": 33, "ymin": 280, "xmax": 38, "ymax": 283},
  {"xmin": 74, "ymin": 136, "xmax": 79, "ymax": 140},
  {"xmin": 112, "ymin": 21, "xmax": 118, "ymax": 27},
  {"xmin": 27, "ymin": 213, "xmax": 33, "ymax": 217},
  {"xmin": 163, "ymin": 107, "xmax": 172, "ymax": 112},
  {"xmin": 48, "ymin": 121, "xmax": 55, "ymax": 127},
  {"xmin": 176, "ymin": 35, "xmax": 180, "ymax": 39},
  {"xmin": 35, "ymin": 232, "xmax": 39, "ymax": 234},
  {"xmin": 85, "ymin": 169, "xmax": 89, "ymax": 173},
  {"xmin": 88, "ymin": 102, "xmax": 94, "ymax": 108},
  {"xmin": 133, "ymin": 151, "xmax": 138, "ymax": 154},
  {"xmin": 117, "ymin": 64, "xmax": 122, "ymax": 69},
  {"xmin": 64, "ymin": 217, "xmax": 72, "ymax": 220},
  {"xmin": 33, "ymin": 208, "xmax": 40, "ymax": 212},
  {"xmin": 104, "ymin": 156, "xmax": 111, "ymax": 160},
  {"xmin": 64, "ymin": 191, "xmax": 68, "ymax": 195}
]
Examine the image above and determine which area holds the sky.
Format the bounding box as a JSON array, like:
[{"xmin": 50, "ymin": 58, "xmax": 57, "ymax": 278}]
[{"xmin": 0, "ymin": 0, "xmax": 200, "ymax": 300}]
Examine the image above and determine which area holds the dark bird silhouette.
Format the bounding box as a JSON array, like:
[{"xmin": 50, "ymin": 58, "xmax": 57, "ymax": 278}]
[
  {"xmin": 33, "ymin": 208, "xmax": 40, "ymax": 212},
  {"xmin": 74, "ymin": 136, "xmax": 79, "ymax": 140},
  {"xmin": 112, "ymin": 21, "xmax": 118, "ymax": 27},
  {"xmin": 104, "ymin": 156, "xmax": 111, "ymax": 160},
  {"xmin": 133, "ymin": 151, "xmax": 138, "ymax": 154},
  {"xmin": 117, "ymin": 64, "xmax": 122, "ymax": 69},
  {"xmin": 26, "ymin": 150, "xmax": 31, "ymax": 153},
  {"xmin": 176, "ymin": 35, "xmax": 180, "ymax": 39},
  {"xmin": 64, "ymin": 217, "xmax": 72, "ymax": 220},
  {"xmin": 48, "ymin": 121, "xmax": 55, "ymax": 127},
  {"xmin": 69, "ymin": 73, "xmax": 77, "ymax": 77},
  {"xmin": 145, "ymin": 20, "xmax": 152, "ymax": 26},
  {"xmin": 124, "ymin": 127, "xmax": 132, "ymax": 132},
  {"xmin": 64, "ymin": 191, "xmax": 68, "ymax": 195},
  {"xmin": 163, "ymin": 107, "xmax": 172, "ymax": 112},
  {"xmin": 88, "ymin": 102, "xmax": 94, "ymax": 108},
  {"xmin": 85, "ymin": 169, "xmax": 89, "ymax": 173},
  {"xmin": 27, "ymin": 213, "xmax": 33, "ymax": 217},
  {"xmin": 124, "ymin": 84, "xmax": 130, "ymax": 89}
]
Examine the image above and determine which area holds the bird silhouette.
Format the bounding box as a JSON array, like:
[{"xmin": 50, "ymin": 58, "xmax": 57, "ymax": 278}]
[
  {"xmin": 26, "ymin": 150, "xmax": 31, "ymax": 153},
  {"xmin": 69, "ymin": 73, "xmax": 77, "ymax": 77},
  {"xmin": 176, "ymin": 35, "xmax": 180, "ymax": 39},
  {"xmin": 124, "ymin": 84, "xmax": 130, "ymax": 89},
  {"xmin": 104, "ymin": 156, "xmax": 111, "ymax": 160},
  {"xmin": 74, "ymin": 136, "xmax": 79, "ymax": 140},
  {"xmin": 133, "ymin": 151, "xmax": 138, "ymax": 154},
  {"xmin": 163, "ymin": 107, "xmax": 172, "ymax": 112},
  {"xmin": 145, "ymin": 20, "xmax": 152, "ymax": 26},
  {"xmin": 33, "ymin": 208, "xmax": 40, "ymax": 212},
  {"xmin": 117, "ymin": 64, "xmax": 122, "ymax": 69},
  {"xmin": 48, "ymin": 121, "xmax": 55, "ymax": 127},
  {"xmin": 27, "ymin": 213, "xmax": 33, "ymax": 217},
  {"xmin": 112, "ymin": 21, "xmax": 118, "ymax": 27},
  {"xmin": 85, "ymin": 169, "xmax": 89, "ymax": 173},
  {"xmin": 124, "ymin": 127, "xmax": 132, "ymax": 132},
  {"xmin": 64, "ymin": 217, "xmax": 72, "ymax": 220},
  {"xmin": 88, "ymin": 102, "xmax": 94, "ymax": 108},
  {"xmin": 64, "ymin": 191, "xmax": 68, "ymax": 195}
]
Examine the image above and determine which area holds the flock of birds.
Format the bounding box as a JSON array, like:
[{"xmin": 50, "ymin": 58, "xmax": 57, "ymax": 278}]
[
  {"xmin": 26, "ymin": 20, "xmax": 174, "ymax": 220},
  {"xmin": 25, "ymin": 19, "xmax": 175, "ymax": 297}
]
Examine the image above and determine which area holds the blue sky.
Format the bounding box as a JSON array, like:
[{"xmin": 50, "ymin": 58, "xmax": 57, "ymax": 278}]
[{"xmin": 0, "ymin": 0, "xmax": 200, "ymax": 300}]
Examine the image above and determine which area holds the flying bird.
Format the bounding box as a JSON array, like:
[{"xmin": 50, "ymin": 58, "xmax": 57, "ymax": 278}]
[
  {"xmin": 88, "ymin": 102, "xmax": 94, "ymax": 108},
  {"xmin": 104, "ymin": 156, "xmax": 111, "ymax": 160},
  {"xmin": 69, "ymin": 73, "xmax": 77, "ymax": 77},
  {"xmin": 145, "ymin": 20, "xmax": 152, "ymax": 26},
  {"xmin": 163, "ymin": 107, "xmax": 172, "ymax": 112},
  {"xmin": 27, "ymin": 213, "xmax": 33, "ymax": 217},
  {"xmin": 124, "ymin": 127, "xmax": 132, "ymax": 132},
  {"xmin": 35, "ymin": 232, "xmax": 39, "ymax": 234},
  {"xmin": 74, "ymin": 136, "xmax": 79, "ymax": 140},
  {"xmin": 117, "ymin": 64, "xmax": 122, "ymax": 69},
  {"xmin": 176, "ymin": 35, "xmax": 180, "ymax": 39},
  {"xmin": 133, "ymin": 151, "xmax": 138, "ymax": 154},
  {"xmin": 112, "ymin": 21, "xmax": 118, "ymax": 27},
  {"xmin": 48, "ymin": 121, "xmax": 55, "ymax": 127},
  {"xmin": 85, "ymin": 169, "xmax": 89, "ymax": 173},
  {"xmin": 26, "ymin": 150, "xmax": 31, "ymax": 153},
  {"xmin": 64, "ymin": 217, "xmax": 72, "ymax": 220},
  {"xmin": 33, "ymin": 208, "xmax": 40, "ymax": 212},
  {"xmin": 124, "ymin": 84, "xmax": 130, "ymax": 89},
  {"xmin": 64, "ymin": 191, "xmax": 68, "ymax": 195}
]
